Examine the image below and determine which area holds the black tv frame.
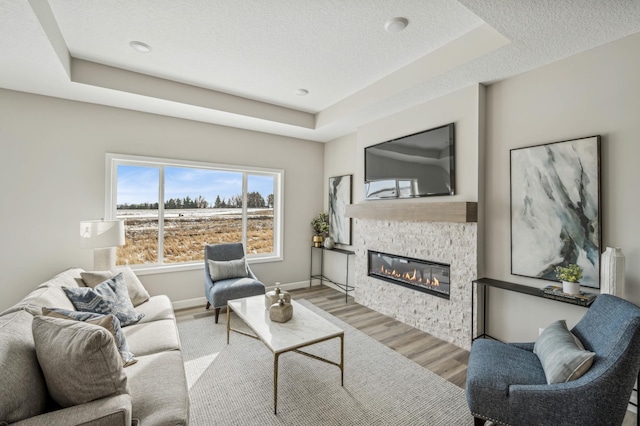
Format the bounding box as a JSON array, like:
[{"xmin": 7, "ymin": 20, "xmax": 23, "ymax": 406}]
[{"xmin": 364, "ymin": 123, "xmax": 455, "ymax": 200}]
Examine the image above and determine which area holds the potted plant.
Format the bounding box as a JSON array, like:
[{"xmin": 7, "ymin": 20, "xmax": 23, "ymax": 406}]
[
  {"xmin": 555, "ymin": 263, "xmax": 583, "ymax": 295},
  {"xmin": 311, "ymin": 213, "xmax": 329, "ymax": 247}
]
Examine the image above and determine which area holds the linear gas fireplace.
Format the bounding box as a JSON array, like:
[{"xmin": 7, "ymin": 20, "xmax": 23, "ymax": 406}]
[{"xmin": 367, "ymin": 250, "xmax": 450, "ymax": 299}]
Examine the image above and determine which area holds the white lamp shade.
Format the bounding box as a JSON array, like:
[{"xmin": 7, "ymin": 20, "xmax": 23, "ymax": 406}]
[{"xmin": 80, "ymin": 220, "xmax": 125, "ymax": 249}]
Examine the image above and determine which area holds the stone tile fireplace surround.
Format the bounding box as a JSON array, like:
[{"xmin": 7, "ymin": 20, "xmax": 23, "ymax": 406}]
[{"xmin": 348, "ymin": 203, "xmax": 478, "ymax": 350}]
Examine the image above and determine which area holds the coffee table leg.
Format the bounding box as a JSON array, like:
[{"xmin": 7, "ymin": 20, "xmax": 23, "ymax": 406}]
[
  {"xmin": 274, "ymin": 352, "xmax": 280, "ymax": 414},
  {"xmin": 340, "ymin": 334, "xmax": 344, "ymax": 386},
  {"xmin": 226, "ymin": 305, "xmax": 231, "ymax": 344}
]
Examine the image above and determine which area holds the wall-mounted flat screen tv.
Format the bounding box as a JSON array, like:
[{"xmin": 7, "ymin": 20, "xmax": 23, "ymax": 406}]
[{"xmin": 364, "ymin": 123, "xmax": 455, "ymax": 200}]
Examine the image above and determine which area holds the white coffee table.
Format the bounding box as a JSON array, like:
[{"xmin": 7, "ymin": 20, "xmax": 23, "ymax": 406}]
[{"xmin": 226, "ymin": 295, "xmax": 344, "ymax": 414}]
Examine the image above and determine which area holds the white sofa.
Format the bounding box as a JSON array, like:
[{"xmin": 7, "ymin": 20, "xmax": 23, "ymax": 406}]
[{"xmin": 0, "ymin": 266, "xmax": 189, "ymax": 425}]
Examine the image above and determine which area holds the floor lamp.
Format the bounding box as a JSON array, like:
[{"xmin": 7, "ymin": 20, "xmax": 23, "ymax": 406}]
[{"xmin": 80, "ymin": 219, "xmax": 125, "ymax": 271}]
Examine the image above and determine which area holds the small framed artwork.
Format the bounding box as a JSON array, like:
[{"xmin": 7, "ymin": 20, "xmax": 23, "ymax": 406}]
[
  {"xmin": 328, "ymin": 174, "xmax": 352, "ymax": 245},
  {"xmin": 510, "ymin": 135, "xmax": 601, "ymax": 288}
]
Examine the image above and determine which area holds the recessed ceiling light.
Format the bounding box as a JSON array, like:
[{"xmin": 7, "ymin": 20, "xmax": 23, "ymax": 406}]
[
  {"xmin": 384, "ymin": 17, "xmax": 409, "ymax": 33},
  {"xmin": 295, "ymin": 89, "xmax": 309, "ymax": 96},
  {"xmin": 129, "ymin": 41, "xmax": 152, "ymax": 53}
]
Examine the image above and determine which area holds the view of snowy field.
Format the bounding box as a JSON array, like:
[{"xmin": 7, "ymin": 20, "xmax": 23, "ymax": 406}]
[{"xmin": 116, "ymin": 208, "xmax": 274, "ymax": 265}]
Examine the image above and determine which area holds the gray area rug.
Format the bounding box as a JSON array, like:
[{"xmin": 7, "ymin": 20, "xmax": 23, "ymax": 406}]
[{"xmin": 177, "ymin": 300, "xmax": 473, "ymax": 425}]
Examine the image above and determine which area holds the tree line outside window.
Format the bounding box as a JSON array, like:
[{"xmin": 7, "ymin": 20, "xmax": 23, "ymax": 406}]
[{"xmin": 117, "ymin": 192, "xmax": 274, "ymax": 210}]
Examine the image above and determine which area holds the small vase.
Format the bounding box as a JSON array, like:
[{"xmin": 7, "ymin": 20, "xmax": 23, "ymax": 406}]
[
  {"xmin": 269, "ymin": 297, "xmax": 293, "ymax": 323},
  {"xmin": 312, "ymin": 235, "xmax": 324, "ymax": 248},
  {"xmin": 600, "ymin": 247, "xmax": 625, "ymax": 297},
  {"xmin": 324, "ymin": 236, "xmax": 335, "ymax": 249},
  {"xmin": 265, "ymin": 286, "xmax": 281, "ymax": 309},
  {"xmin": 562, "ymin": 281, "xmax": 580, "ymax": 295},
  {"xmin": 265, "ymin": 284, "xmax": 291, "ymax": 309}
]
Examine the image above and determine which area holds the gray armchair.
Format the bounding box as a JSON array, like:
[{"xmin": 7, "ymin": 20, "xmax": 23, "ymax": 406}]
[
  {"xmin": 204, "ymin": 243, "xmax": 265, "ymax": 323},
  {"xmin": 466, "ymin": 294, "xmax": 640, "ymax": 426}
]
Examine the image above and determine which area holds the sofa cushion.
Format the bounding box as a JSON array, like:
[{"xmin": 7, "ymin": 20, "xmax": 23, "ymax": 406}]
[
  {"xmin": 81, "ymin": 267, "xmax": 150, "ymax": 307},
  {"xmin": 135, "ymin": 295, "xmax": 176, "ymax": 323},
  {"xmin": 63, "ymin": 273, "xmax": 144, "ymax": 326},
  {"xmin": 123, "ymin": 318, "xmax": 181, "ymax": 357},
  {"xmin": 0, "ymin": 311, "xmax": 49, "ymax": 424},
  {"xmin": 0, "ymin": 286, "xmax": 76, "ymax": 317},
  {"xmin": 32, "ymin": 315, "xmax": 130, "ymax": 408},
  {"xmin": 42, "ymin": 308, "xmax": 137, "ymax": 367},
  {"xmin": 125, "ymin": 351, "xmax": 189, "ymax": 426},
  {"xmin": 207, "ymin": 258, "xmax": 247, "ymax": 281},
  {"xmin": 534, "ymin": 319, "xmax": 595, "ymax": 384}
]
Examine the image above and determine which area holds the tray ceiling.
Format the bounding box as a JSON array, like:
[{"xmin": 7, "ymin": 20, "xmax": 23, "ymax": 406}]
[{"xmin": 1, "ymin": 0, "xmax": 639, "ymax": 141}]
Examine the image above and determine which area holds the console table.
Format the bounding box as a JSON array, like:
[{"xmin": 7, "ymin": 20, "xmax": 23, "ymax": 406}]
[
  {"xmin": 309, "ymin": 246, "xmax": 355, "ymax": 303},
  {"xmin": 471, "ymin": 277, "xmax": 594, "ymax": 343}
]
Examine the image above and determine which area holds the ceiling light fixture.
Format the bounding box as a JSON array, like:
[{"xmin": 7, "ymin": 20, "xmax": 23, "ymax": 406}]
[
  {"xmin": 129, "ymin": 41, "xmax": 152, "ymax": 53},
  {"xmin": 295, "ymin": 89, "xmax": 309, "ymax": 96},
  {"xmin": 384, "ymin": 17, "xmax": 409, "ymax": 33}
]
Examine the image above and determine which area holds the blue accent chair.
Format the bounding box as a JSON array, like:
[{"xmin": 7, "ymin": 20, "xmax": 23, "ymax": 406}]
[
  {"xmin": 204, "ymin": 243, "xmax": 265, "ymax": 323},
  {"xmin": 466, "ymin": 294, "xmax": 640, "ymax": 426}
]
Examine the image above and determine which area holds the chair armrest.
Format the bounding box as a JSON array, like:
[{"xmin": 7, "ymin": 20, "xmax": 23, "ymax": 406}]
[
  {"xmin": 508, "ymin": 375, "xmax": 625, "ymax": 425},
  {"xmin": 205, "ymin": 262, "xmax": 215, "ymax": 286},
  {"xmin": 508, "ymin": 341, "xmax": 535, "ymax": 352},
  {"xmin": 13, "ymin": 394, "xmax": 131, "ymax": 426},
  {"xmin": 246, "ymin": 264, "xmax": 258, "ymax": 281}
]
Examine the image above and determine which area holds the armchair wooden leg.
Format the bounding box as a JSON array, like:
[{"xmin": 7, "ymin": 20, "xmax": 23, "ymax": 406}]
[
  {"xmin": 474, "ymin": 417, "xmax": 486, "ymax": 426},
  {"xmin": 206, "ymin": 301, "xmax": 211, "ymax": 310},
  {"xmin": 215, "ymin": 307, "xmax": 220, "ymax": 323}
]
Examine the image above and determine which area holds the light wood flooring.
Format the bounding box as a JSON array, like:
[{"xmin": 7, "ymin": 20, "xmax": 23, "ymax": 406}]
[
  {"xmin": 176, "ymin": 284, "xmax": 637, "ymax": 425},
  {"xmin": 288, "ymin": 284, "xmax": 470, "ymax": 388}
]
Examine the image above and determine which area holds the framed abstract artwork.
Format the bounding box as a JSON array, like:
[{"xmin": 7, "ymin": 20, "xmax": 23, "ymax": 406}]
[
  {"xmin": 328, "ymin": 174, "xmax": 352, "ymax": 245},
  {"xmin": 510, "ymin": 135, "xmax": 601, "ymax": 288}
]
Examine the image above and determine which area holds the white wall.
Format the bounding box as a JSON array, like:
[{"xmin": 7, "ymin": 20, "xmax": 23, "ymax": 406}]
[
  {"xmin": 316, "ymin": 132, "xmax": 357, "ymax": 291},
  {"xmin": 357, "ymin": 84, "xmax": 483, "ymax": 204},
  {"xmin": 0, "ymin": 89, "xmax": 324, "ymax": 311},
  {"xmin": 484, "ymin": 32, "xmax": 640, "ymax": 342},
  {"xmin": 323, "ymin": 133, "xmax": 357, "ymax": 213}
]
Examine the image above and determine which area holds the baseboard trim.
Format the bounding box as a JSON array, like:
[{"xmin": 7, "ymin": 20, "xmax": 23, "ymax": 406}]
[
  {"xmin": 172, "ymin": 296, "xmax": 208, "ymax": 311},
  {"xmin": 171, "ymin": 281, "xmax": 313, "ymax": 311},
  {"xmin": 269, "ymin": 280, "xmax": 309, "ymax": 292}
]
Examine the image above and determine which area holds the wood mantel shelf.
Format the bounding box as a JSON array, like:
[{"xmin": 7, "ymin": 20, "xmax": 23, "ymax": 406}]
[{"xmin": 345, "ymin": 201, "xmax": 477, "ymax": 223}]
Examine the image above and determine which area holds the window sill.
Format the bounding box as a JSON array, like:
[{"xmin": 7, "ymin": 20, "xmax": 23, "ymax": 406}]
[{"xmin": 128, "ymin": 255, "xmax": 283, "ymax": 276}]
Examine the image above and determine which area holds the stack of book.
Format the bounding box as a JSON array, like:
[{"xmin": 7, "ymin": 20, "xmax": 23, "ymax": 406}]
[{"xmin": 542, "ymin": 285, "xmax": 597, "ymax": 307}]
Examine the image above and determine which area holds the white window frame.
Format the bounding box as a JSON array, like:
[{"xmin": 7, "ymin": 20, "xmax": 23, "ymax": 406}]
[{"xmin": 105, "ymin": 153, "xmax": 284, "ymax": 275}]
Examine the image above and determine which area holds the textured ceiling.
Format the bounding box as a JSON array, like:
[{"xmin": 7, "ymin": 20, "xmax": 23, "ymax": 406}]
[
  {"xmin": 1, "ymin": 0, "xmax": 640, "ymax": 142},
  {"xmin": 48, "ymin": 0, "xmax": 483, "ymax": 112}
]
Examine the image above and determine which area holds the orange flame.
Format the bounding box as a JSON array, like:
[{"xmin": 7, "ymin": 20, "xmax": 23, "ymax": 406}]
[{"xmin": 379, "ymin": 265, "xmax": 439, "ymax": 287}]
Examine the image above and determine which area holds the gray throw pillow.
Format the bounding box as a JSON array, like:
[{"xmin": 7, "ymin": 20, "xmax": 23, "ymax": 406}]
[
  {"xmin": 42, "ymin": 308, "xmax": 137, "ymax": 367},
  {"xmin": 207, "ymin": 258, "xmax": 248, "ymax": 281},
  {"xmin": 0, "ymin": 311, "xmax": 49, "ymax": 423},
  {"xmin": 81, "ymin": 267, "xmax": 150, "ymax": 307},
  {"xmin": 534, "ymin": 319, "xmax": 595, "ymax": 384},
  {"xmin": 32, "ymin": 315, "xmax": 130, "ymax": 408},
  {"xmin": 63, "ymin": 273, "xmax": 144, "ymax": 326}
]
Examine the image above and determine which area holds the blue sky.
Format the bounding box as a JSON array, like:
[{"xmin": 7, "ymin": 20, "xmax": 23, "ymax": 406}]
[{"xmin": 117, "ymin": 165, "xmax": 274, "ymax": 205}]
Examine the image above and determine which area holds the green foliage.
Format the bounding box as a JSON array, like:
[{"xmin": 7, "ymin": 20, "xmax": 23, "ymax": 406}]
[
  {"xmin": 555, "ymin": 263, "xmax": 583, "ymax": 283},
  {"xmin": 311, "ymin": 213, "xmax": 329, "ymax": 236}
]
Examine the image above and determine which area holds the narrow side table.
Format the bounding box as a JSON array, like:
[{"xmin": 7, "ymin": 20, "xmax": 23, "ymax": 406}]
[{"xmin": 309, "ymin": 246, "xmax": 355, "ymax": 303}]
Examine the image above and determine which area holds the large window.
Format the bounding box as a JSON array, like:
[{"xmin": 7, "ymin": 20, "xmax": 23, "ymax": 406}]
[{"xmin": 106, "ymin": 154, "xmax": 283, "ymax": 270}]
